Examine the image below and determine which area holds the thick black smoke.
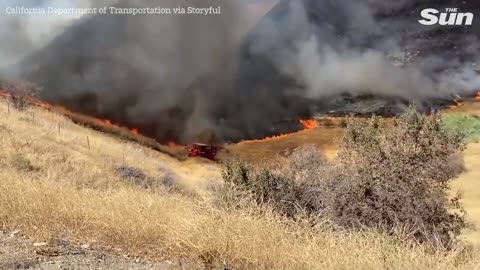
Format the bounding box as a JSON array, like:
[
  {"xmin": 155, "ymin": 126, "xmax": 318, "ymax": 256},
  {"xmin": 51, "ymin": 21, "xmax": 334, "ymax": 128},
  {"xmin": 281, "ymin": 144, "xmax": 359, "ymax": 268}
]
[
  {"xmin": 236, "ymin": 0, "xmax": 480, "ymax": 123},
  {"xmin": 3, "ymin": 0, "xmax": 480, "ymax": 143},
  {"xmin": 10, "ymin": 0, "xmax": 248, "ymax": 143}
]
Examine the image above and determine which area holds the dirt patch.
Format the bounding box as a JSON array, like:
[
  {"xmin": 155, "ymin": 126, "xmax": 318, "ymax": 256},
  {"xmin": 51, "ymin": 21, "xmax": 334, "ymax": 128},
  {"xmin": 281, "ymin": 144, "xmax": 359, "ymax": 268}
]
[{"xmin": 0, "ymin": 230, "xmax": 191, "ymax": 270}]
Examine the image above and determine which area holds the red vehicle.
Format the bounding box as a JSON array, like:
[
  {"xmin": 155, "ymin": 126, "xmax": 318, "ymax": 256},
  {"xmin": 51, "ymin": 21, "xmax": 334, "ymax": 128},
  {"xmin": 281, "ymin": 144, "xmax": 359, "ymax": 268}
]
[{"xmin": 188, "ymin": 143, "xmax": 217, "ymax": 161}]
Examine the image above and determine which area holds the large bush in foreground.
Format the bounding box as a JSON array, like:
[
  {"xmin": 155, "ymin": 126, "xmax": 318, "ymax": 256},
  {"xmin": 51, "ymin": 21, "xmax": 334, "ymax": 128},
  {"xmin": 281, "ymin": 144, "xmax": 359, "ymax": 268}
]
[{"xmin": 222, "ymin": 108, "xmax": 467, "ymax": 248}]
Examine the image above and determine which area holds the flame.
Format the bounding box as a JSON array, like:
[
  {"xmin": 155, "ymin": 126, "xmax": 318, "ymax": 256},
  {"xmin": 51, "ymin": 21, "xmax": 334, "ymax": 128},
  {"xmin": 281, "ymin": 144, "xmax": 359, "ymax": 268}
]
[
  {"xmin": 241, "ymin": 133, "xmax": 289, "ymax": 143},
  {"xmin": 167, "ymin": 142, "xmax": 182, "ymax": 147},
  {"xmin": 0, "ymin": 89, "xmax": 142, "ymax": 137},
  {"xmin": 300, "ymin": 119, "xmax": 319, "ymax": 129},
  {"xmin": 0, "ymin": 91, "xmax": 11, "ymax": 99},
  {"xmin": 241, "ymin": 119, "xmax": 318, "ymax": 143},
  {"xmin": 476, "ymin": 91, "xmax": 480, "ymax": 101},
  {"xmin": 449, "ymin": 99, "xmax": 465, "ymax": 109}
]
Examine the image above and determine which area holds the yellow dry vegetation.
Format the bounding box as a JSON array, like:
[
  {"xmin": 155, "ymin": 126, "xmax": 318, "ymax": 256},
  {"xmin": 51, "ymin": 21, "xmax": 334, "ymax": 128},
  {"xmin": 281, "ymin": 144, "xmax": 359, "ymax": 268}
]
[
  {"xmin": 1, "ymin": 97, "xmax": 480, "ymax": 269},
  {"xmin": 453, "ymin": 143, "xmax": 480, "ymax": 246}
]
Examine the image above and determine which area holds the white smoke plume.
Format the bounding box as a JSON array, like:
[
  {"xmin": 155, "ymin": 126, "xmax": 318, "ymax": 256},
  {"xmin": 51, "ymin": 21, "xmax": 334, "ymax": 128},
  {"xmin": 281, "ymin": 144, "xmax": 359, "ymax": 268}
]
[{"xmin": 247, "ymin": 0, "xmax": 480, "ymax": 104}]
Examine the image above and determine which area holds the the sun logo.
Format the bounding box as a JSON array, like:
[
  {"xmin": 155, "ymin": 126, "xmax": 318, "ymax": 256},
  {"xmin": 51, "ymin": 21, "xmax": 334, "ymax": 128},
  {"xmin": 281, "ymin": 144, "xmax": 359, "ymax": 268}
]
[{"xmin": 419, "ymin": 8, "xmax": 474, "ymax": 26}]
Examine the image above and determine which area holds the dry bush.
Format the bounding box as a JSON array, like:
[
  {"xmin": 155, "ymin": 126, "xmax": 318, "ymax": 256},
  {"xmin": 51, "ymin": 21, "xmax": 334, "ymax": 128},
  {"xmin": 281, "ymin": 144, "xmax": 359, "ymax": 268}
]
[
  {"xmin": 115, "ymin": 164, "xmax": 147, "ymax": 180},
  {"xmin": 10, "ymin": 153, "xmax": 36, "ymax": 172},
  {"xmin": 221, "ymin": 108, "xmax": 468, "ymax": 248},
  {"xmin": 158, "ymin": 165, "xmax": 179, "ymax": 192},
  {"xmin": 333, "ymin": 108, "xmax": 467, "ymax": 247},
  {"xmin": 114, "ymin": 164, "xmax": 156, "ymax": 190},
  {"xmin": 115, "ymin": 164, "xmax": 177, "ymax": 191},
  {"xmin": 222, "ymin": 159, "xmax": 300, "ymax": 217},
  {"xmin": 0, "ymin": 79, "xmax": 42, "ymax": 110}
]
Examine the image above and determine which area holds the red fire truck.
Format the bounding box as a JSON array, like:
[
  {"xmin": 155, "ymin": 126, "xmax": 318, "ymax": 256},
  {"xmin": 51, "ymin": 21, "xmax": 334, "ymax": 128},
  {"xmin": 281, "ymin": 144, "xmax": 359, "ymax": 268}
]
[{"xmin": 188, "ymin": 143, "xmax": 217, "ymax": 161}]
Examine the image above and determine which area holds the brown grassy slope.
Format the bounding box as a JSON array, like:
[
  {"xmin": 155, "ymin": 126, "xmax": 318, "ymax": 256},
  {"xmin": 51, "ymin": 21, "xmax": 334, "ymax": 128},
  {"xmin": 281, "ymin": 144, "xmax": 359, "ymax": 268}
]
[
  {"xmin": 0, "ymin": 97, "xmax": 221, "ymax": 195},
  {"xmin": 453, "ymin": 142, "xmax": 480, "ymax": 245},
  {"xmin": 226, "ymin": 100, "xmax": 480, "ymax": 163},
  {"xmin": 444, "ymin": 100, "xmax": 480, "ymax": 245},
  {"xmin": 447, "ymin": 100, "xmax": 480, "ymax": 116},
  {"xmin": 224, "ymin": 124, "xmax": 342, "ymax": 162},
  {"xmin": 2, "ymin": 98, "xmax": 480, "ymax": 269}
]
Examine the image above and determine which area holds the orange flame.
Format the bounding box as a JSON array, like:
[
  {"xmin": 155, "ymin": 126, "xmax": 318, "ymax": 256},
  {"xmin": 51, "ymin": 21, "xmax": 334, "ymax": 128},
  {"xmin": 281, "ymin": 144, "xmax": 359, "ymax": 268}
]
[
  {"xmin": 300, "ymin": 119, "xmax": 319, "ymax": 129},
  {"xmin": 167, "ymin": 142, "xmax": 181, "ymax": 147},
  {"xmin": 476, "ymin": 91, "xmax": 480, "ymax": 101},
  {"xmin": 449, "ymin": 99, "xmax": 465, "ymax": 109},
  {"xmin": 0, "ymin": 91, "xmax": 11, "ymax": 99},
  {"xmin": 0, "ymin": 89, "xmax": 143, "ymax": 137},
  {"xmin": 241, "ymin": 133, "xmax": 289, "ymax": 143},
  {"xmin": 241, "ymin": 119, "xmax": 318, "ymax": 143}
]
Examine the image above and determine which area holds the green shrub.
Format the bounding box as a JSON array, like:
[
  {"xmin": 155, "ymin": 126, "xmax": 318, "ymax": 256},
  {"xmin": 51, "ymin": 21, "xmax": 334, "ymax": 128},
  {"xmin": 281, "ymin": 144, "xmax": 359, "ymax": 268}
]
[{"xmin": 442, "ymin": 114, "xmax": 480, "ymax": 142}]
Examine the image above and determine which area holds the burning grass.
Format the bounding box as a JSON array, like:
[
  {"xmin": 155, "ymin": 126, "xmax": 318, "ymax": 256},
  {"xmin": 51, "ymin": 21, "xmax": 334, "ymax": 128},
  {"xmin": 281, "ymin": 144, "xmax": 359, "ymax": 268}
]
[
  {"xmin": 300, "ymin": 119, "xmax": 319, "ymax": 129},
  {"xmin": 238, "ymin": 119, "xmax": 319, "ymax": 144},
  {"xmin": 0, "ymin": 88, "xmax": 188, "ymax": 160},
  {"xmin": 0, "ymin": 80, "xmax": 42, "ymax": 111}
]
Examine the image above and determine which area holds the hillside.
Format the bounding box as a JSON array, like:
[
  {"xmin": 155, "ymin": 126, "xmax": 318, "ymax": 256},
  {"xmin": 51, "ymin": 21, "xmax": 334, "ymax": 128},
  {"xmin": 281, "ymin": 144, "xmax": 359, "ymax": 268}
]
[
  {"xmin": 1, "ymin": 96, "xmax": 480, "ymax": 269},
  {"xmin": 454, "ymin": 143, "xmax": 480, "ymax": 246}
]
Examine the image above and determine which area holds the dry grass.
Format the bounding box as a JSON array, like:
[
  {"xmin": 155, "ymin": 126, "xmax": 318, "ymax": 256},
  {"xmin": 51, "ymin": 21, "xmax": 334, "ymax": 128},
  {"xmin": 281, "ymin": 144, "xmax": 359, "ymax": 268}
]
[
  {"xmin": 1, "ymin": 97, "xmax": 480, "ymax": 269},
  {"xmin": 0, "ymin": 97, "xmax": 220, "ymax": 197},
  {"xmin": 3, "ymin": 174, "xmax": 480, "ymax": 269},
  {"xmin": 447, "ymin": 100, "xmax": 480, "ymax": 116},
  {"xmin": 225, "ymin": 126, "xmax": 342, "ymax": 162},
  {"xmin": 453, "ymin": 143, "xmax": 480, "ymax": 246}
]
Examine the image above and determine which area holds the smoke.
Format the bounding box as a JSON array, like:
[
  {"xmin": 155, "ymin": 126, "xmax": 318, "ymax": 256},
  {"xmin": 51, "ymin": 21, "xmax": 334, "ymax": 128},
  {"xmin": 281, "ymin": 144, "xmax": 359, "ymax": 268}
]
[
  {"xmin": 2, "ymin": 0, "xmax": 250, "ymax": 143},
  {"xmin": 0, "ymin": 0, "xmax": 112, "ymax": 68},
  {"xmin": 244, "ymin": 0, "xmax": 480, "ymax": 103},
  {"xmin": 1, "ymin": 0, "xmax": 479, "ymax": 143}
]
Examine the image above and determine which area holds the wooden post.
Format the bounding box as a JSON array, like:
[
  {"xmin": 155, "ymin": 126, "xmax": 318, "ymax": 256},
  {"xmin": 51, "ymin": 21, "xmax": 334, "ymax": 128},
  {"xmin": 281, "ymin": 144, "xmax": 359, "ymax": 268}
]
[
  {"xmin": 32, "ymin": 112, "xmax": 35, "ymax": 123},
  {"xmin": 87, "ymin": 136, "xmax": 90, "ymax": 149},
  {"xmin": 7, "ymin": 102, "xmax": 10, "ymax": 114},
  {"xmin": 58, "ymin": 123, "xmax": 61, "ymax": 136}
]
